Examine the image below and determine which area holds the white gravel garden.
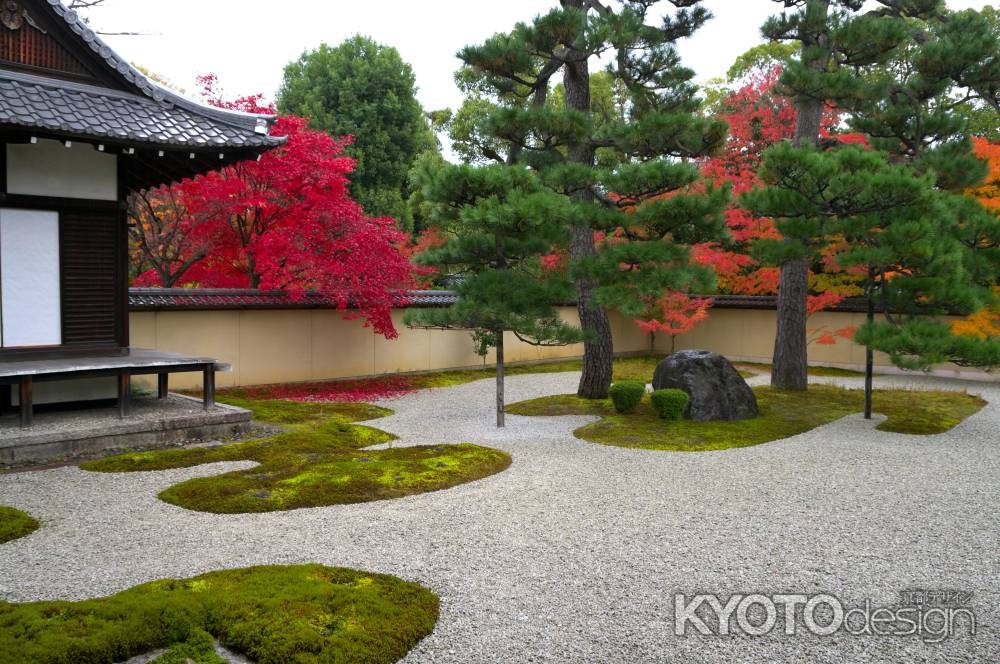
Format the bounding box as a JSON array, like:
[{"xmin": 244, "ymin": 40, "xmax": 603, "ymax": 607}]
[{"xmin": 0, "ymin": 370, "xmax": 997, "ymax": 662}]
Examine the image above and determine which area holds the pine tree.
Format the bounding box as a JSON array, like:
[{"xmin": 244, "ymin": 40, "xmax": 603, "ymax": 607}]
[
  {"xmin": 404, "ymin": 164, "xmax": 581, "ymax": 427},
  {"xmin": 757, "ymin": 0, "xmax": 1000, "ymax": 390},
  {"xmin": 743, "ymin": 143, "xmax": 987, "ymax": 416},
  {"xmin": 747, "ymin": 2, "xmax": 1000, "ymax": 412},
  {"xmin": 449, "ymin": 0, "xmax": 728, "ymax": 399}
]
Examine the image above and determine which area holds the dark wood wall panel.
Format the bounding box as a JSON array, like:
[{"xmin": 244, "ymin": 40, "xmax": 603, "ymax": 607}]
[
  {"xmin": 0, "ymin": 22, "xmax": 93, "ymax": 78},
  {"xmin": 60, "ymin": 210, "xmax": 120, "ymax": 346}
]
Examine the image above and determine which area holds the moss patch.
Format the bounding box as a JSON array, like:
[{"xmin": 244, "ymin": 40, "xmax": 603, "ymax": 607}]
[
  {"xmin": 0, "ymin": 564, "xmax": 438, "ymax": 664},
  {"xmin": 212, "ymin": 355, "xmax": 757, "ymax": 403},
  {"xmin": 736, "ymin": 362, "xmax": 866, "ymax": 378},
  {"xmin": 0, "ymin": 506, "xmax": 39, "ymax": 544},
  {"xmin": 82, "ymin": 400, "xmax": 511, "ymax": 514},
  {"xmin": 375, "ymin": 356, "xmax": 658, "ymax": 390},
  {"xmin": 405, "ymin": 355, "xmax": 755, "ymax": 388},
  {"xmin": 507, "ymin": 384, "xmax": 985, "ymax": 451}
]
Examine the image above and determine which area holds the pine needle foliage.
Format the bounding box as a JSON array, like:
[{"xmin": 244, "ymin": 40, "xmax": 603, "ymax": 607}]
[{"xmin": 430, "ymin": 0, "xmax": 730, "ymax": 400}]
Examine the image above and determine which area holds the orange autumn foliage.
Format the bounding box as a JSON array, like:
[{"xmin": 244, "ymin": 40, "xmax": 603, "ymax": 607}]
[{"xmin": 953, "ymin": 138, "xmax": 1000, "ymax": 340}]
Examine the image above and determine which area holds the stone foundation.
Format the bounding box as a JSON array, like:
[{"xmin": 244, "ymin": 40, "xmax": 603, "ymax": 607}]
[{"xmin": 0, "ymin": 394, "xmax": 252, "ymax": 465}]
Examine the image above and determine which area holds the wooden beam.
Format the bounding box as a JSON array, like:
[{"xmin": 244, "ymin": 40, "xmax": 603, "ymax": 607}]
[
  {"xmin": 157, "ymin": 372, "xmax": 169, "ymax": 399},
  {"xmin": 202, "ymin": 367, "xmax": 215, "ymax": 412},
  {"xmin": 19, "ymin": 377, "xmax": 32, "ymax": 428},
  {"xmin": 118, "ymin": 369, "xmax": 131, "ymax": 418}
]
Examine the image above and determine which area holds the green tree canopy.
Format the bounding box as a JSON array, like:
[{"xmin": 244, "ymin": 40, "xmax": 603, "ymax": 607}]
[
  {"xmin": 727, "ymin": 42, "xmax": 799, "ymax": 81},
  {"xmin": 404, "ymin": 163, "xmax": 582, "ymax": 427},
  {"xmin": 277, "ymin": 35, "xmax": 436, "ymax": 223},
  {"xmin": 748, "ymin": 0, "xmax": 1000, "ymax": 392},
  {"xmin": 437, "ymin": 1, "xmax": 729, "ymax": 399},
  {"xmin": 745, "ymin": 1, "xmax": 1000, "ymax": 410}
]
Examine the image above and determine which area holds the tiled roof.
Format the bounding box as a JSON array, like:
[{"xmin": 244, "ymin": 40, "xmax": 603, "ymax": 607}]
[
  {"xmin": 46, "ymin": 0, "xmax": 183, "ymax": 104},
  {"xmin": 129, "ymin": 289, "xmax": 459, "ymax": 311},
  {"xmin": 0, "ymin": 72, "xmax": 283, "ymax": 149},
  {"xmin": 708, "ymin": 295, "xmax": 877, "ymax": 313},
  {"xmin": 0, "ymin": 1, "xmax": 283, "ymax": 151},
  {"xmin": 128, "ymin": 290, "xmax": 878, "ymax": 313}
]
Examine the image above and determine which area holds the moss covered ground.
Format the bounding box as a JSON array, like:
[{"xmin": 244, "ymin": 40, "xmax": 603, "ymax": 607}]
[
  {"xmin": 214, "ymin": 355, "xmax": 758, "ymax": 404},
  {"xmin": 506, "ymin": 384, "xmax": 986, "ymax": 451},
  {"xmin": 0, "ymin": 506, "xmax": 39, "ymax": 544},
  {"xmin": 0, "ymin": 564, "xmax": 438, "ymax": 664},
  {"xmin": 214, "ymin": 355, "xmax": 680, "ymax": 403},
  {"xmin": 406, "ymin": 354, "xmax": 677, "ymax": 388},
  {"xmin": 82, "ymin": 399, "xmax": 511, "ymax": 514},
  {"xmin": 735, "ymin": 362, "xmax": 866, "ymax": 377}
]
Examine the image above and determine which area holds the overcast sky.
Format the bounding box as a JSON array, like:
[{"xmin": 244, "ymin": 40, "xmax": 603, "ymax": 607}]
[{"xmin": 93, "ymin": 1, "xmax": 991, "ymax": 135}]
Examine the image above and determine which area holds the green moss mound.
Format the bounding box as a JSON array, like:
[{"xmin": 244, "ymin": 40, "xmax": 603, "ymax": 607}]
[
  {"xmin": 0, "ymin": 506, "xmax": 40, "ymax": 544},
  {"xmin": 82, "ymin": 400, "xmax": 511, "ymax": 514},
  {"xmin": 507, "ymin": 384, "xmax": 986, "ymax": 451},
  {"xmin": 0, "ymin": 564, "xmax": 438, "ymax": 664}
]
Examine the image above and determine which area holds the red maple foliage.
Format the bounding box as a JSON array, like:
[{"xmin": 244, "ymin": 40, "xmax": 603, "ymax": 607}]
[
  {"xmin": 221, "ymin": 375, "xmax": 416, "ymax": 403},
  {"xmin": 131, "ymin": 75, "xmax": 414, "ymax": 338},
  {"xmin": 631, "ymin": 68, "xmax": 865, "ymax": 340},
  {"xmin": 695, "ymin": 67, "xmax": 851, "ymax": 300},
  {"xmin": 635, "ymin": 292, "xmax": 713, "ymax": 351},
  {"xmin": 398, "ymin": 227, "xmax": 448, "ymax": 287},
  {"xmin": 812, "ymin": 326, "xmax": 857, "ymax": 346}
]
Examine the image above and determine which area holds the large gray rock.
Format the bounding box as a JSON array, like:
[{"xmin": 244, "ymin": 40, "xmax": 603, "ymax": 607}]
[{"xmin": 651, "ymin": 350, "xmax": 758, "ymax": 421}]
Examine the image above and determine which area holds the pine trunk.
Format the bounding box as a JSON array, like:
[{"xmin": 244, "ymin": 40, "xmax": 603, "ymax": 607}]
[
  {"xmin": 771, "ymin": 257, "xmax": 810, "ymax": 390},
  {"xmin": 563, "ymin": 0, "xmax": 613, "ymax": 399},
  {"xmin": 573, "ymin": 225, "xmax": 614, "ymax": 399},
  {"xmin": 864, "ymin": 287, "xmax": 875, "ymax": 419},
  {"xmin": 771, "ymin": 0, "xmax": 829, "ymax": 391},
  {"xmin": 496, "ymin": 330, "xmax": 505, "ymax": 428}
]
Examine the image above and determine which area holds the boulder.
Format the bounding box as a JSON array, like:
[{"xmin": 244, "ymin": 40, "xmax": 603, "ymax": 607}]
[{"xmin": 651, "ymin": 350, "xmax": 758, "ymax": 421}]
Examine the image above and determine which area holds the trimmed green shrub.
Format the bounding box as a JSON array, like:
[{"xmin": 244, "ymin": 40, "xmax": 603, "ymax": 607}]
[
  {"xmin": 609, "ymin": 380, "xmax": 645, "ymax": 414},
  {"xmin": 651, "ymin": 389, "xmax": 690, "ymax": 420},
  {"xmin": 0, "ymin": 564, "xmax": 439, "ymax": 664}
]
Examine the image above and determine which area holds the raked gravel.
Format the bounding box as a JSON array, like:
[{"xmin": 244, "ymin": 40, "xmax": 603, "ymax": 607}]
[{"xmin": 0, "ymin": 371, "xmax": 998, "ymax": 663}]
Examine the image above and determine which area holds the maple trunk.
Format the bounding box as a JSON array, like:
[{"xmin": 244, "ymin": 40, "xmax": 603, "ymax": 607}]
[
  {"xmin": 771, "ymin": 0, "xmax": 829, "ymax": 391},
  {"xmin": 563, "ymin": 0, "xmax": 614, "ymax": 399}
]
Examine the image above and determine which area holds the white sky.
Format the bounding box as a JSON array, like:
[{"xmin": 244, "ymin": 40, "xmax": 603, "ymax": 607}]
[{"xmin": 93, "ymin": 0, "xmax": 991, "ymax": 152}]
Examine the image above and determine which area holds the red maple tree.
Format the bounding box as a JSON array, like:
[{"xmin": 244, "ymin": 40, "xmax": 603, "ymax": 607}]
[
  {"xmin": 635, "ymin": 292, "xmax": 713, "ymax": 352},
  {"xmin": 130, "ymin": 75, "xmax": 414, "ymax": 338},
  {"xmin": 694, "ymin": 67, "xmax": 857, "ymax": 303},
  {"xmin": 632, "ymin": 68, "xmax": 863, "ymax": 343}
]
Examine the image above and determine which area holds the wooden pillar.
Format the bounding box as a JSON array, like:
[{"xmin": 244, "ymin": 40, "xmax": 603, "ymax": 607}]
[
  {"xmin": 0, "ymin": 384, "xmax": 11, "ymax": 416},
  {"xmin": 202, "ymin": 366, "xmax": 215, "ymax": 412},
  {"xmin": 157, "ymin": 373, "xmax": 169, "ymax": 399},
  {"xmin": 118, "ymin": 369, "xmax": 131, "ymax": 418},
  {"xmin": 19, "ymin": 377, "xmax": 32, "ymax": 429}
]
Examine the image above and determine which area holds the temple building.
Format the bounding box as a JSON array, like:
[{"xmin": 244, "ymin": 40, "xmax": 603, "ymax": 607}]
[{"xmin": 0, "ymin": 0, "xmax": 282, "ymax": 452}]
